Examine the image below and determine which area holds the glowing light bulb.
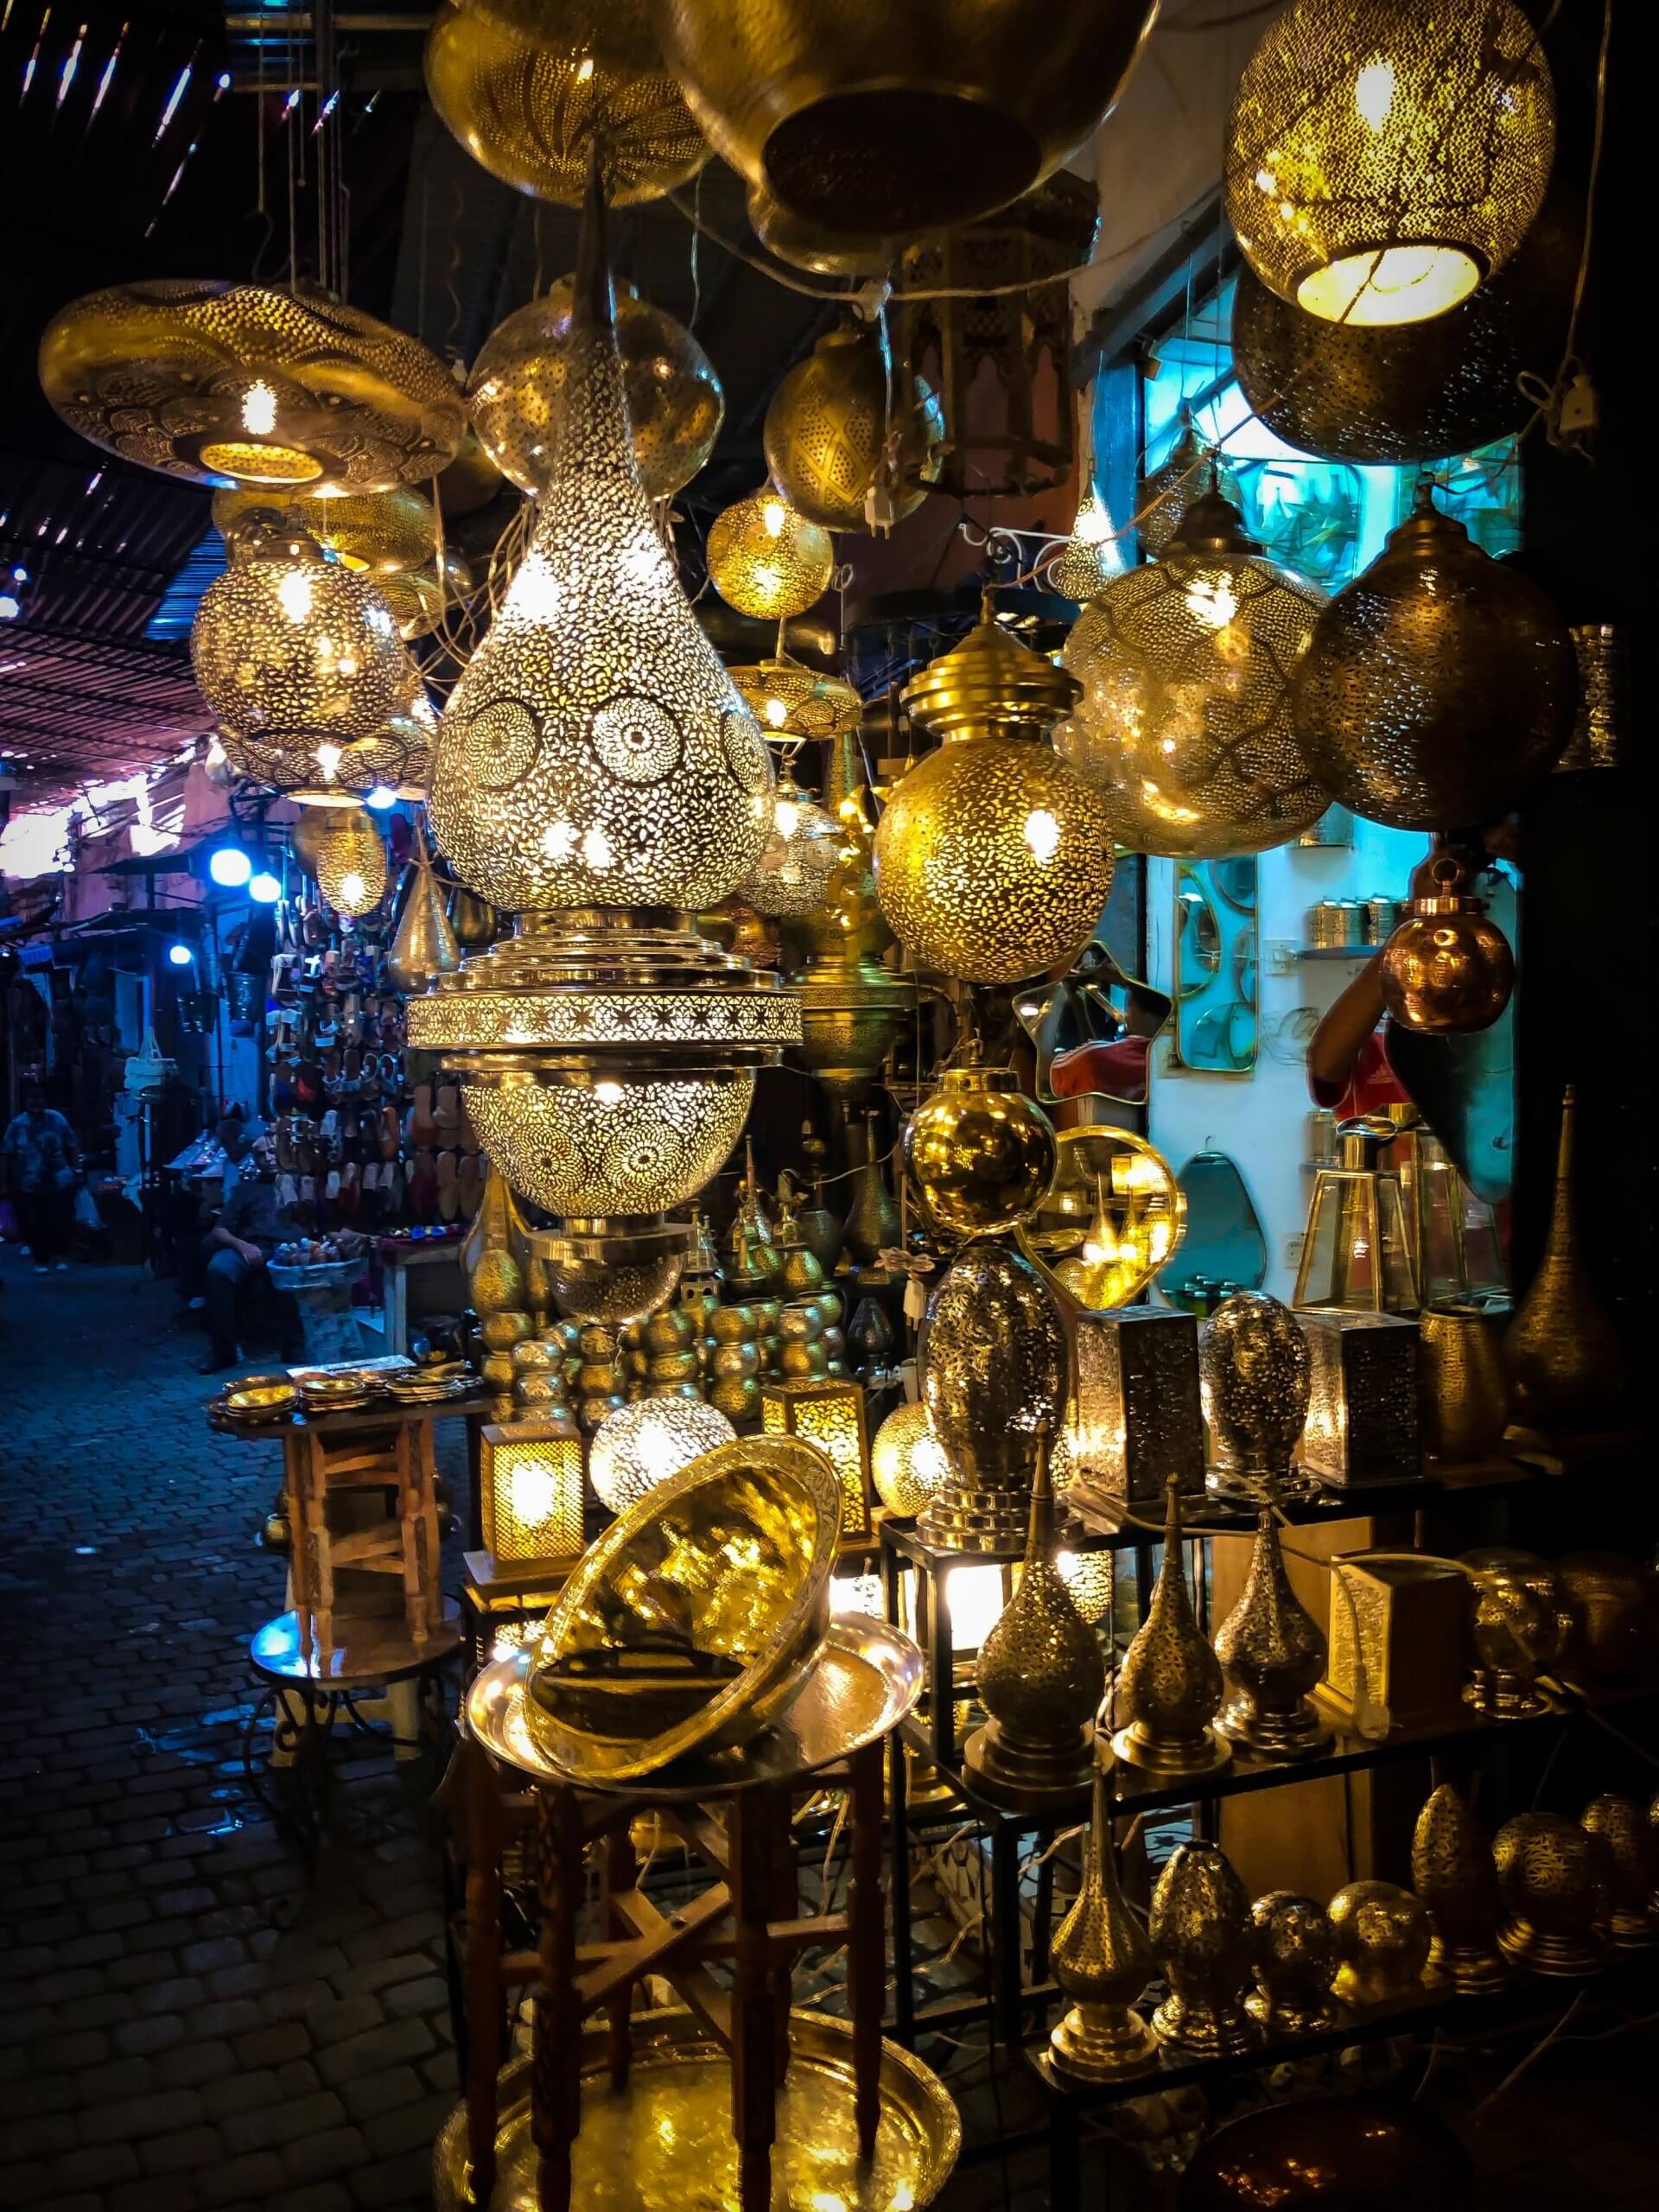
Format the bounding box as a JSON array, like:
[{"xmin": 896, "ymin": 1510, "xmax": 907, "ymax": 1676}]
[
  {"xmin": 575, "ymin": 53, "xmax": 594, "ymax": 82},
  {"xmin": 774, "ymin": 798, "xmax": 799, "ymax": 839},
  {"xmin": 365, "ymin": 785, "xmax": 397, "ymax": 810},
  {"xmin": 764, "ymin": 696, "xmax": 788, "ymax": 728},
  {"xmin": 761, "ymin": 499, "xmax": 787, "ymax": 538},
  {"xmin": 277, "ymin": 569, "xmax": 314, "ymax": 624},
  {"xmin": 1023, "ymin": 808, "xmax": 1061, "ymax": 863},
  {"xmin": 593, "ymin": 1080, "xmax": 624, "ymax": 1105},
  {"xmin": 338, "ymin": 870, "xmax": 366, "ymax": 906},
  {"xmin": 1354, "ymin": 58, "xmax": 1395, "ymax": 130},
  {"xmin": 241, "ymin": 379, "xmax": 277, "ymax": 435},
  {"xmin": 314, "ymin": 741, "xmax": 344, "ymax": 783},
  {"xmin": 508, "ymin": 1460, "xmax": 556, "ymax": 1527},
  {"xmin": 1184, "ymin": 577, "xmax": 1239, "ymax": 630}
]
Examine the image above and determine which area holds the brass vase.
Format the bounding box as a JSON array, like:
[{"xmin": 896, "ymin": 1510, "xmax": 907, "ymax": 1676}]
[
  {"xmin": 1412, "ymin": 1783, "xmax": 1509, "ymax": 1994},
  {"xmin": 1247, "ymin": 1891, "xmax": 1337, "ymax": 2034},
  {"xmin": 1581, "ymin": 1796, "xmax": 1657, "ymax": 1948},
  {"xmin": 964, "ymin": 1444, "xmax": 1104, "ymax": 1807},
  {"xmin": 1418, "ymin": 1302, "xmax": 1510, "ymax": 1465},
  {"xmin": 1046, "ymin": 1754, "xmax": 1160, "ymax": 2082},
  {"xmin": 1212, "ymin": 1511, "xmax": 1333, "ymax": 1760},
  {"xmin": 1148, "ymin": 1842, "xmax": 1261, "ymax": 2059},
  {"xmin": 772, "ymin": 1182, "xmax": 828, "ymax": 1300},
  {"xmin": 840, "ymin": 1112, "xmax": 901, "ymax": 1278},
  {"xmin": 387, "ymin": 825, "xmax": 462, "ymax": 994},
  {"xmin": 1110, "ymin": 1480, "xmax": 1230, "ymax": 1779},
  {"xmin": 1327, "ymin": 1881, "xmax": 1432, "ymax": 2010},
  {"xmin": 1504, "ymin": 1085, "xmax": 1628, "ymax": 1436},
  {"xmin": 723, "ymin": 1141, "xmax": 782, "ymax": 1298},
  {"xmin": 1495, "ymin": 1812, "xmax": 1611, "ymax": 1977}
]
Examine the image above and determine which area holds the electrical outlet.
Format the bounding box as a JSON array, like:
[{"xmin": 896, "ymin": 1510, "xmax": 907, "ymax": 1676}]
[
  {"xmin": 1267, "ymin": 938, "xmax": 1299, "ymax": 976},
  {"xmin": 1283, "ymin": 1233, "xmax": 1305, "ymax": 1268}
]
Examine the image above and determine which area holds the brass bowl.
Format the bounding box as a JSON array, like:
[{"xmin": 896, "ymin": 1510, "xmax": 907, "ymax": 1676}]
[
  {"xmin": 220, "ymin": 1379, "xmax": 299, "ymax": 1420},
  {"xmin": 525, "ymin": 1436, "xmax": 843, "ymax": 1780}
]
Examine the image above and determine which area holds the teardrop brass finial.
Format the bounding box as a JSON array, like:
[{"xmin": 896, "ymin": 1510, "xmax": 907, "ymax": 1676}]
[
  {"xmin": 963, "ymin": 1442, "xmax": 1105, "ymax": 1808},
  {"xmin": 463, "ymin": 1164, "xmax": 533, "ymax": 1422},
  {"xmin": 1212, "ymin": 1510, "xmax": 1333, "ymax": 1760},
  {"xmin": 1046, "ymin": 1751, "xmax": 1160, "ymax": 2082},
  {"xmin": 1148, "ymin": 1841, "xmax": 1261, "ymax": 2058},
  {"xmin": 1503, "ymin": 1084, "xmax": 1628, "ymax": 1435},
  {"xmin": 1110, "ymin": 1479, "xmax": 1230, "ymax": 1779},
  {"xmin": 1412, "ymin": 1783, "xmax": 1510, "ymax": 1994},
  {"xmin": 387, "ymin": 821, "xmax": 462, "ymax": 994}
]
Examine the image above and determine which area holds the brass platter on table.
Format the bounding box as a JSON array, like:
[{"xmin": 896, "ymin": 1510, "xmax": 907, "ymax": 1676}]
[
  {"xmin": 432, "ymin": 2008, "xmax": 960, "ymax": 2212},
  {"xmin": 213, "ymin": 1376, "xmax": 298, "ymax": 1424},
  {"xmin": 514, "ymin": 1437, "xmax": 847, "ymax": 1785}
]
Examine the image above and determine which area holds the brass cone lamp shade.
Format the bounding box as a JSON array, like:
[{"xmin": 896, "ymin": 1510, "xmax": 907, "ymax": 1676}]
[
  {"xmin": 1111, "ymin": 1481, "xmax": 1229, "ymax": 1780},
  {"xmin": 706, "ymin": 487, "xmax": 834, "ymax": 620},
  {"xmin": 734, "ymin": 772, "xmax": 842, "ymax": 918},
  {"xmin": 728, "ymin": 659, "xmax": 862, "ymax": 742},
  {"xmin": 1225, "ymin": 0, "xmax": 1555, "ymax": 327},
  {"xmin": 1412, "ymin": 1783, "xmax": 1510, "ymax": 1994},
  {"xmin": 311, "ymin": 806, "xmax": 390, "ymax": 917},
  {"xmin": 1327, "ymin": 1880, "xmax": 1432, "ymax": 2008},
  {"xmin": 763, "ymin": 321, "xmax": 944, "ymax": 532},
  {"xmin": 964, "ymin": 1446, "xmax": 1104, "ymax": 1806},
  {"xmin": 1060, "ymin": 491, "xmax": 1329, "ymax": 859},
  {"xmin": 387, "ymin": 830, "xmax": 463, "ymax": 993},
  {"xmin": 1047, "ymin": 1758, "xmax": 1160, "ymax": 2082},
  {"xmin": 1494, "ymin": 1812, "xmax": 1611, "ymax": 1977},
  {"xmin": 1503, "ymin": 1085, "xmax": 1627, "ymax": 1435},
  {"xmin": 467, "ymin": 276, "xmax": 721, "ymax": 499},
  {"xmin": 1199, "ymin": 1291, "xmax": 1312, "ymax": 1501},
  {"xmin": 746, "ymin": 184, "xmax": 893, "ymax": 278},
  {"xmin": 40, "ymin": 280, "xmax": 464, "ymax": 493},
  {"xmin": 874, "ymin": 607, "xmax": 1116, "ymax": 984},
  {"xmin": 1293, "ymin": 487, "xmax": 1578, "ymax": 830},
  {"xmin": 1212, "ymin": 1510, "xmax": 1332, "ymax": 1760},
  {"xmin": 1050, "ymin": 490, "xmax": 1122, "ymax": 606},
  {"xmin": 651, "ymin": 0, "xmax": 1159, "ymax": 237},
  {"xmin": 424, "ymin": 0, "xmax": 707, "ymax": 207},
  {"xmin": 906, "ymin": 1068, "xmax": 1058, "ymax": 1242},
  {"xmin": 212, "ymin": 484, "xmax": 436, "ymax": 575},
  {"xmin": 1247, "ymin": 1893, "xmax": 1337, "ymax": 2034},
  {"xmin": 192, "ymin": 518, "xmax": 408, "ymax": 744},
  {"xmin": 1379, "ymin": 863, "xmax": 1515, "ymax": 1035},
  {"xmin": 1137, "ymin": 415, "xmax": 1242, "ymax": 558},
  {"xmin": 1149, "ymin": 1842, "xmax": 1260, "ymax": 2058}
]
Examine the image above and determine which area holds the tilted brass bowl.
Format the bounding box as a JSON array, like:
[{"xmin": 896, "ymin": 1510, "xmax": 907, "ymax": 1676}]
[{"xmin": 525, "ymin": 1436, "xmax": 842, "ymax": 1779}]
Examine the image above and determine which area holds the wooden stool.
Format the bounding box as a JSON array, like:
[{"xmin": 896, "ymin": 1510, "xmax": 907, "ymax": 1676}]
[
  {"xmin": 455, "ymin": 1730, "xmax": 887, "ymax": 2212},
  {"xmin": 283, "ymin": 1411, "xmax": 445, "ymax": 1663}
]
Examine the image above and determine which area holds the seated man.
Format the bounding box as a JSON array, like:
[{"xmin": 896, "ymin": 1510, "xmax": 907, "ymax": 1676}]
[{"xmin": 200, "ymin": 1137, "xmax": 301, "ymax": 1374}]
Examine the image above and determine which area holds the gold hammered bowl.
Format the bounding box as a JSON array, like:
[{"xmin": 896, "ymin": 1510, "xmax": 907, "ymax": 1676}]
[{"xmin": 525, "ymin": 1436, "xmax": 843, "ymax": 1780}]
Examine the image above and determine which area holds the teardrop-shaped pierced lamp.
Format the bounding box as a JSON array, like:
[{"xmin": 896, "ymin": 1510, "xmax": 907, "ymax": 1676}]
[
  {"xmin": 387, "ymin": 823, "xmax": 462, "ymax": 994},
  {"xmin": 1110, "ymin": 1479, "xmax": 1230, "ymax": 1779}
]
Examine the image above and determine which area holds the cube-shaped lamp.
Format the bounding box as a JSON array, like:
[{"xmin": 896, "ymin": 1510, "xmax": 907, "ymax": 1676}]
[
  {"xmin": 479, "ymin": 1419, "xmax": 586, "ymax": 1571},
  {"xmin": 760, "ymin": 1376, "xmax": 874, "ymax": 1541}
]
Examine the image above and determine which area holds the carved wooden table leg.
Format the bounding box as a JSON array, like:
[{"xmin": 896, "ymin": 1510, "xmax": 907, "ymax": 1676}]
[
  {"xmin": 602, "ymin": 1821, "xmax": 637, "ymax": 2091},
  {"xmin": 848, "ymin": 1738, "xmax": 886, "ymax": 2163},
  {"xmin": 464, "ymin": 1738, "xmax": 504, "ymax": 2208},
  {"xmin": 729, "ymin": 1785, "xmax": 779, "ymax": 2212},
  {"xmin": 532, "ymin": 1784, "xmax": 584, "ymax": 2212}
]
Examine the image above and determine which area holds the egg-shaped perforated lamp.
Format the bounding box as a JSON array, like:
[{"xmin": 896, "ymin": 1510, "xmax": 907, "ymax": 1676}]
[
  {"xmin": 412, "ymin": 161, "xmax": 798, "ymax": 1294},
  {"xmin": 763, "ymin": 321, "xmax": 944, "ymax": 532},
  {"xmin": 706, "ymin": 487, "xmax": 835, "ymax": 620},
  {"xmin": 1060, "ymin": 489, "xmax": 1329, "ymax": 858},
  {"xmin": 311, "ymin": 805, "xmax": 390, "ymax": 917},
  {"xmin": 468, "ymin": 276, "xmax": 722, "ymax": 499},
  {"xmin": 588, "ymin": 1396, "xmax": 737, "ymax": 1513},
  {"xmin": 735, "ymin": 771, "xmax": 842, "ymax": 918},
  {"xmin": 873, "ymin": 604, "xmax": 1116, "ymax": 985},
  {"xmin": 728, "ymin": 660, "xmax": 862, "ymax": 743},
  {"xmin": 1225, "ymin": 0, "xmax": 1556, "ymax": 327}
]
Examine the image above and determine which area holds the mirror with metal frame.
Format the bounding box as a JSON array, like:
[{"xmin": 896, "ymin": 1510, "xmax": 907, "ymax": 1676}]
[
  {"xmin": 1020, "ymin": 1113, "xmax": 1185, "ymax": 1312},
  {"xmin": 1173, "ymin": 856, "xmax": 1258, "ymax": 1071},
  {"xmin": 1014, "ymin": 938, "xmax": 1173, "ymax": 1107},
  {"xmin": 1158, "ymin": 1149, "xmax": 1268, "ymax": 1313}
]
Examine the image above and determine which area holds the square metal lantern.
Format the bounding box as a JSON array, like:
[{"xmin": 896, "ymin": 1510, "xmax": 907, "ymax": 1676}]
[
  {"xmin": 1295, "ymin": 1310, "xmax": 1420, "ymax": 1486},
  {"xmin": 1068, "ymin": 1306, "xmax": 1206, "ymax": 1506},
  {"xmin": 1319, "ymin": 1554, "xmax": 1471, "ymax": 1736},
  {"xmin": 760, "ymin": 1376, "xmax": 874, "ymax": 1541},
  {"xmin": 478, "ymin": 1420, "xmax": 587, "ymax": 1572}
]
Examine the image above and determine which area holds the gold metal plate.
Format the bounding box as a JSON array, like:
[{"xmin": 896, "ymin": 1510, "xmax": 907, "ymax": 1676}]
[
  {"xmin": 432, "ymin": 2008, "xmax": 960, "ymax": 2212},
  {"xmin": 220, "ymin": 1380, "xmax": 298, "ymax": 1418},
  {"xmin": 470, "ymin": 1611, "xmax": 921, "ymax": 1800}
]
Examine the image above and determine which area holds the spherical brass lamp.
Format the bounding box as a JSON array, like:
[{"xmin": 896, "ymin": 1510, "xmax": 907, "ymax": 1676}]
[
  {"xmin": 734, "ymin": 771, "xmax": 842, "ymax": 918},
  {"xmin": 425, "ymin": 0, "xmax": 707, "ymax": 207},
  {"xmin": 191, "ymin": 516, "xmax": 408, "ymax": 741},
  {"xmin": 212, "ymin": 483, "xmax": 437, "ymax": 576},
  {"xmin": 1060, "ymin": 489, "xmax": 1329, "ymax": 859},
  {"xmin": 906, "ymin": 1067, "xmax": 1057, "ymax": 1241},
  {"xmin": 705, "ymin": 486, "xmax": 834, "ymax": 620},
  {"xmin": 588, "ymin": 1395, "xmax": 736, "ymax": 1513},
  {"xmin": 763, "ymin": 321, "xmax": 944, "ymax": 533},
  {"xmin": 1292, "ymin": 485, "xmax": 1577, "ymax": 830},
  {"xmin": 1225, "ymin": 0, "xmax": 1556, "ymax": 327},
  {"xmin": 873, "ymin": 605, "xmax": 1116, "ymax": 985},
  {"xmin": 39, "ymin": 280, "xmax": 463, "ymax": 493},
  {"xmin": 871, "ymin": 1399, "xmax": 950, "ymax": 1516},
  {"xmin": 650, "ymin": 0, "xmax": 1159, "ymax": 237},
  {"xmin": 311, "ymin": 805, "xmax": 390, "ymax": 916},
  {"xmin": 468, "ymin": 276, "xmax": 721, "ymax": 499},
  {"xmin": 1379, "ymin": 860, "xmax": 1515, "ymax": 1034}
]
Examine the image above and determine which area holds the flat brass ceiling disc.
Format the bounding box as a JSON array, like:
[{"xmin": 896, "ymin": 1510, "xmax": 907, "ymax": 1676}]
[{"xmin": 40, "ymin": 282, "xmax": 466, "ymax": 494}]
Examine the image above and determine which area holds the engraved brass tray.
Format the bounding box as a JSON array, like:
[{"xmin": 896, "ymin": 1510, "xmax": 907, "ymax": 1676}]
[
  {"xmin": 219, "ymin": 1377, "xmax": 298, "ymax": 1421},
  {"xmin": 432, "ymin": 2008, "xmax": 960, "ymax": 2212},
  {"xmin": 470, "ymin": 1612, "xmax": 922, "ymax": 1799},
  {"xmin": 523, "ymin": 1438, "xmax": 843, "ymax": 1782}
]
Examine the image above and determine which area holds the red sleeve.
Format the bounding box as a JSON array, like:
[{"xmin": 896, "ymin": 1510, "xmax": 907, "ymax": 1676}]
[{"xmin": 1309, "ymin": 1030, "xmax": 1408, "ymax": 1119}]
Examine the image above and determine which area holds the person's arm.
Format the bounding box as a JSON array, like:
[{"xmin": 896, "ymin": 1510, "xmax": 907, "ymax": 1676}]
[
  {"xmin": 1306, "ymin": 957, "xmax": 1388, "ymax": 1104},
  {"xmin": 212, "ymin": 1190, "xmax": 265, "ymax": 1266}
]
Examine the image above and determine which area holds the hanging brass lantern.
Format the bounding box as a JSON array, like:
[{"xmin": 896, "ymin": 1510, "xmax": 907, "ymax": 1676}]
[
  {"xmin": 1379, "ymin": 857, "xmax": 1515, "ymax": 1034},
  {"xmin": 212, "ymin": 484, "xmax": 437, "ymax": 575},
  {"xmin": 1225, "ymin": 0, "xmax": 1555, "ymax": 327},
  {"xmin": 734, "ymin": 769, "xmax": 841, "ymax": 918},
  {"xmin": 424, "ymin": 0, "xmax": 707, "ymax": 207},
  {"xmin": 388, "ymin": 824, "xmax": 463, "ymax": 993},
  {"xmin": 1293, "ymin": 485, "xmax": 1577, "ymax": 830},
  {"xmin": 874, "ymin": 606, "xmax": 1116, "ymax": 985},
  {"xmin": 906, "ymin": 1067, "xmax": 1058, "ymax": 1243},
  {"xmin": 1503, "ymin": 1086, "xmax": 1628, "ymax": 1437},
  {"xmin": 764, "ymin": 321, "xmax": 944, "ymax": 533},
  {"xmin": 40, "ymin": 281, "xmax": 464, "ymax": 493},
  {"xmin": 311, "ymin": 805, "xmax": 390, "ymax": 917},
  {"xmin": 728, "ymin": 659, "xmax": 861, "ymax": 742},
  {"xmin": 705, "ymin": 486, "xmax": 834, "ymax": 621},
  {"xmin": 1049, "ymin": 490, "xmax": 1122, "ymax": 607},
  {"xmin": 1060, "ymin": 489, "xmax": 1329, "ymax": 859},
  {"xmin": 651, "ymin": 0, "xmax": 1157, "ymax": 236},
  {"xmin": 746, "ymin": 185, "xmax": 892, "ymax": 279},
  {"xmin": 1137, "ymin": 409, "xmax": 1242, "ymax": 558},
  {"xmin": 467, "ymin": 276, "xmax": 722, "ymax": 499}
]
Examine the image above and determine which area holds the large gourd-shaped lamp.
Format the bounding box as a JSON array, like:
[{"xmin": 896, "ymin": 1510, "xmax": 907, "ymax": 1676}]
[
  {"xmin": 1225, "ymin": 0, "xmax": 1555, "ymax": 327},
  {"xmin": 414, "ymin": 159, "xmax": 798, "ymax": 1313}
]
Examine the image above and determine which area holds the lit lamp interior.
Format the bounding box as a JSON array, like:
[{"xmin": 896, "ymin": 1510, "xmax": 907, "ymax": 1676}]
[
  {"xmin": 480, "ymin": 1420, "xmax": 587, "ymax": 1568},
  {"xmin": 588, "ymin": 1397, "xmax": 737, "ymax": 1515},
  {"xmin": 760, "ymin": 1376, "xmax": 874, "ymax": 1541}
]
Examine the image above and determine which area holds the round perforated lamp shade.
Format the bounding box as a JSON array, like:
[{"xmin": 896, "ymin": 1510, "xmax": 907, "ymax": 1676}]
[{"xmin": 588, "ymin": 1397, "xmax": 737, "ymax": 1514}]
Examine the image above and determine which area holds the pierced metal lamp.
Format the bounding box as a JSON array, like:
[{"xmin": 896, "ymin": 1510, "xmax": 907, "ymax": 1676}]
[
  {"xmin": 1292, "ymin": 1116, "xmax": 1419, "ymax": 1316},
  {"xmin": 311, "ymin": 805, "xmax": 389, "ymax": 918},
  {"xmin": 764, "ymin": 319, "xmax": 943, "ymax": 531},
  {"xmin": 706, "ymin": 486, "xmax": 834, "ymax": 620}
]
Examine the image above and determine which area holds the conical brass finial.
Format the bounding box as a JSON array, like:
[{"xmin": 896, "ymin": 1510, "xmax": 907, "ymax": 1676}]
[
  {"xmin": 1111, "ymin": 1481, "xmax": 1230, "ymax": 1779},
  {"xmin": 1504, "ymin": 1085, "xmax": 1627, "ymax": 1434},
  {"xmin": 387, "ymin": 821, "xmax": 462, "ymax": 994},
  {"xmin": 1247, "ymin": 1892, "xmax": 1337, "ymax": 2035},
  {"xmin": 1046, "ymin": 1751, "xmax": 1160, "ymax": 2082},
  {"xmin": 901, "ymin": 606, "xmax": 1081, "ymax": 742},
  {"xmin": 1212, "ymin": 1511, "xmax": 1333, "ymax": 1760},
  {"xmin": 1149, "ymin": 1841, "xmax": 1260, "ymax": 2058},
  {"xmin": 1413, "ymin": 1783, "xmax": 1510, "ymax": 1994},
  {"xmin": 963, "ymin": 1443, "xmax": 1104, "ymax": 1808}
]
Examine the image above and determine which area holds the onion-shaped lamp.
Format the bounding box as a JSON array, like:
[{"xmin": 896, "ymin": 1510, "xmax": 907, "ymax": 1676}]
[
  {"xmin": 1293, "ymin": 482, "xmax": 1577, "ymax": 830},
  {"xmin": 424, "ymin": 0, "xmax": 706, "ymax": 207},
  {"xmin": 906, "ymin": 1066, "xmax": 1058, "ymax": 1242},
  {"xmin": 588, "ymin": 1395, "xmax": 736, "ymax": 1514},
  {"xmin": 1060, "ymin": 488, "xmax": 1328, "ymax": 858},
  {"xmin": 874, "ymin": 601, "xmax": 1116, "ymax": 984},
  {"xmin": 220, "ymin": 652, "xmax": 437, "ymax": 802},
  {"xmin": 1225, "ymin": 0, "xmax": 1555, "ymax": 327},
  {"xmin": 311, "ymin": 805, "xmax": 390, "ymax": 917},
  {"xmin": 467, "ymin": 275, "xmax": 721, "ymax": 499},
  {"xmin": 728, "ymin": 658, "xmax": 862, "ymax": 742},
  {"xmin": 706, "ymin": 486, "xmax": 834, "ymax": 620},
  {"xmin": 763, "ymin": 321, "xmax": 943, "ymax": 532},
  {"xmin": 1379, "ymin": 856, "xmax": 1515, "ymax": 1034}
]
